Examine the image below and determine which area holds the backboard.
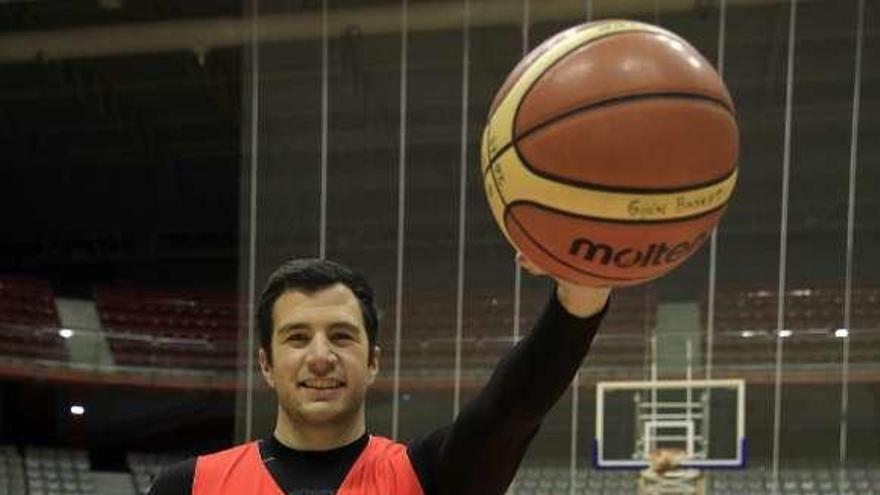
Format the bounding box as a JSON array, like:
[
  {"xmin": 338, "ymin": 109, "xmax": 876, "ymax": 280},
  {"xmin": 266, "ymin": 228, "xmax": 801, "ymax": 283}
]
[{"xmin": 593, "ymin": 378, "xmax": 746, "ymax": 469}]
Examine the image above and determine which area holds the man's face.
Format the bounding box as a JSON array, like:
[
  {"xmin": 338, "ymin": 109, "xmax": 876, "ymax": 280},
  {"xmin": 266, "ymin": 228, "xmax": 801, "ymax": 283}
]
[{"xmin": 259, "ymin": 284, "xmax": 379, "ymax": 426}]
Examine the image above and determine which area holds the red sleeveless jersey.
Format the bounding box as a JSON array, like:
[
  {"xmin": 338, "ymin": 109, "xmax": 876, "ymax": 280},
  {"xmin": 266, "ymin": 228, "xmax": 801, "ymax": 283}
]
[{"xmin": 192, "ymin": 435, "xmax": 425, "ymax": 495}]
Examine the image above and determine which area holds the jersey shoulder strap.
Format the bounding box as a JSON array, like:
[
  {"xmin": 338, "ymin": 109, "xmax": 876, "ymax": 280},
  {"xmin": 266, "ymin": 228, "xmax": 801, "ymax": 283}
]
[{"xmin": 192, "ymin": 441, "xmax": 283, "ymax": 495}]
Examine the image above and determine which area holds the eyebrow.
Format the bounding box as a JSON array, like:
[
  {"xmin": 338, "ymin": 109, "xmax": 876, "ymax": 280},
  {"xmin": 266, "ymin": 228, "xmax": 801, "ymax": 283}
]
[
  {"xmin": 276, "ymin": 321, "xmax": 360, "ymax": 335},
  {"xmin": 276, "ymin": 322, "xmax": 311, "ymax": 335},
  {"xmin": 328, "ymin": 322, "xmax": 360, "ymax": 334}
]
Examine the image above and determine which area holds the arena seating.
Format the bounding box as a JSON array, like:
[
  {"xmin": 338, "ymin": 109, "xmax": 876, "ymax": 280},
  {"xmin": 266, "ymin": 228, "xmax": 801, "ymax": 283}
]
[
  {"xmin": 707, "ymin": 286, "xmax": 880, "ymax": 368},
  {"xmin": 507, "ymin": 460, "xmax": 880, "ymax": 495},
  {"xmin": 1, "ymin": 279, "xmax": 876, "ymax": 376},
  {"xmin": 397, "ymin": 286, "xmax": 655, "ymax": 374},
  {"xmin": 601, "ymin": 285, "xmax": 658, "ymax": 336},
  {"xmin": 23, "ymin": 447, "xmax": 93, "ymax": 495},
  {"xmin": 0, "ymin": 445, "xmax": 25, "ymax": 495},
  {"xmin": 710, "ymin": 286, "xmax": 880, "ymax": 333},
  {"xmin": 95, "ymin": 287, "xmax": 239, "ymax": 370},
  {"xmin": 126, "ymin": 453, "xmax": 184, "ymax": 495},
  {"xmin": 83, "ymin": 282, "xmax": 872, "ymax": 374},
  {"xmin": 707, "ymin": 462, "xmax": 880, "ymax": 495},
  {"xmin": 3, "ymin": 445, "xmax": 880, "ymax": 495},
  {"xmin": 0, "ymin": 277, "xmax": 65, "ymax": 362},
  {"xmin": 854, "ymin": 289, "xmax": 880, "ymax": 321}
]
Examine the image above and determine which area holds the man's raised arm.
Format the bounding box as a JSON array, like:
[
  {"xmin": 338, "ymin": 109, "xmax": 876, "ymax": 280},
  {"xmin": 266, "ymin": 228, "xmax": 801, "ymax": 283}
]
[{"xmin": 408, "ymin": 255, "xmax": 611, "ymax": 495}]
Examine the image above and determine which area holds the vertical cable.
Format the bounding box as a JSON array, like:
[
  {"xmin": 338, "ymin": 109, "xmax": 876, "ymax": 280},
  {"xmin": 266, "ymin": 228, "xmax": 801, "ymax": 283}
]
[
  {"xmin": 521, "ymin": 0, "xmax": 530, "ymax": 59},
  {"xmin": 391, "ymin": 0, "xmax": 409, "ymax": 441},
  {"xmin": 706, "ymin": 0, "xmax": 727, "ymax": 384},
  {"xmin": 513, "ymin": 264, "xmax": 522, "ymax": 342},
  {"xmin": 319, "ymin": 0, "xmax": 329, "ymax": 259},
  {"xmin": 703, "ymin": 0, "xmax": 727, "ymax": 461},
  {"xmin": 716, "ymin": 0, "xmax": 727, "ymax": 78},
  {"xmin": 651, "ymin": 336, "xmax": 658, "ymax": 429},
  {"xmin": 243, "ymin": 0, "xmax": 261, "ymax": 442},
  {"xmin": 569, "ymin": 371, "xmax": 579, "ymax": 495},
  {"xmin": 453, "ymin": 0, "xmax": 470, "ymax": 419},
  {"xmin": 839, "ymin": 0, "xmax": 864, "ymax": 470},
  {"xmin": 509, "ymin": 6, "xmax": 528, "ymax": 492},
  {"xmin": 772, "ymin": 0, "xmax": 798, "ymax": 487},
  {"xmin": 686, "ymin": 340, "xmax": 693, "ymax": 455},
  {"xmin": 569, "ymin": 5, "xmax": 593, "ymax": 491},
  {"xmin": 513, "ymin": 0, "xmax": 529, "ymax": 345},
  {"xmin": 643, "ymin": 293, "xmax": 653, "ymax": 381}
]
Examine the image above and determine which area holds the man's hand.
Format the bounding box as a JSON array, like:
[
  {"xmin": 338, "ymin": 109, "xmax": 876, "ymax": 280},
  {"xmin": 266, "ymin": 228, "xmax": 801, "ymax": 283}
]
[{"xmin": 516, "ymin": 252, "xmax": 611, "ymax": 318}]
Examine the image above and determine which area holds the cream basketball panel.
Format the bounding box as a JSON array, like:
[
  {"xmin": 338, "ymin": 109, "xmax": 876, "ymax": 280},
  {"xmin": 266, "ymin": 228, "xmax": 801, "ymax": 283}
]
[
  {"xmin": 488, "ymin": 146, "xmax": 736, "ymax": 222},
  {"xmin": 484, "ymin": 20, "xmax": 670, "ymax": 160}
]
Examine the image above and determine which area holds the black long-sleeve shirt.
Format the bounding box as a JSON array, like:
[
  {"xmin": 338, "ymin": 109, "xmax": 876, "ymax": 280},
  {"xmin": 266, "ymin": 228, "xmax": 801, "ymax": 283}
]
[{"xmin": 149, "ymin": 289, "xmax": 607, "ymax": 495}]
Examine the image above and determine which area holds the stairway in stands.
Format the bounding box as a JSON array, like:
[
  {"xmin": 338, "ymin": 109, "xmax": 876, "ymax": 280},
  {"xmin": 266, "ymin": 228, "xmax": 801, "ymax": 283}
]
[{"xmin": 91, "ymin": 471, "xmax": 136, "ymax": 495}]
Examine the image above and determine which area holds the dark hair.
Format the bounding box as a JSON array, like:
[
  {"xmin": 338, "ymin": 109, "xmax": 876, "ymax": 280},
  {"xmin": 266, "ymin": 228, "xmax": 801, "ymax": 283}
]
[{"xmin": 257, "ymin": 258, "xmax": 379, "ymax": 364}]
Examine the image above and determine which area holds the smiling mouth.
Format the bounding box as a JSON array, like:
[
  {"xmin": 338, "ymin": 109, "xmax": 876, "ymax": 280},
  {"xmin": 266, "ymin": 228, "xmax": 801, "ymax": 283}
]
[{"xmin": 299, "ymin": 380, "xmax": 345, "ymax": 390}]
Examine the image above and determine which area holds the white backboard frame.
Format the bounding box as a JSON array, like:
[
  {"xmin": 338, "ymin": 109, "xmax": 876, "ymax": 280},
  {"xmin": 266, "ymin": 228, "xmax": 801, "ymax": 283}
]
[{"xmin": 594, "ymin": 378, "xmax": 746, "ymax": 469}]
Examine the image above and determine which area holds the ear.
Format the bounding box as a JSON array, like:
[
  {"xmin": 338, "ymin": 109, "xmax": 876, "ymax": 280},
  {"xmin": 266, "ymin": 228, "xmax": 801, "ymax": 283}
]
[
  {"xmin": 367, "ymin": 346, "xmax": 380, "ymax": 385},
  {"xmin": 259, "ymin": 348, "xmax": 276, "ymax": 389}
]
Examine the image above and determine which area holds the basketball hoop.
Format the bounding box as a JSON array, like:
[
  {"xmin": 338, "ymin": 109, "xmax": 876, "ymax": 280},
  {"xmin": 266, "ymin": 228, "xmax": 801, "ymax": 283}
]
[
  {"xmin": 638, "ymin": 448, "xmax": 704, "ymax": 495},
  {"xmin": 648, "ymin": 448, "xmax": 688, "ymax": 475}
]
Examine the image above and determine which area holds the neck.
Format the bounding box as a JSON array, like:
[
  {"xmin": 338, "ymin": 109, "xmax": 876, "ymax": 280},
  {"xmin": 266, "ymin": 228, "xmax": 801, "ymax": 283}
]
[{"xmin": 273, "ymin": 406, "xmax": 366, "ymax": 451}]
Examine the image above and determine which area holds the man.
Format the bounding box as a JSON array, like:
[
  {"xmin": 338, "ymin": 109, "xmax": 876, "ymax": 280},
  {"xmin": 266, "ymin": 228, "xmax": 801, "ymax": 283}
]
[{"xmin": 150, "ymin": 255, "xmax": 610, "ymax": 495}]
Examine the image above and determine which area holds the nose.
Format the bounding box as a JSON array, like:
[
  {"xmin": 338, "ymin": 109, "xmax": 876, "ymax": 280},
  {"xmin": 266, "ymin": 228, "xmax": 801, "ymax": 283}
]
[{"xmin": 306, "ymin": 333, "xmax": 337, "ymax": 375}]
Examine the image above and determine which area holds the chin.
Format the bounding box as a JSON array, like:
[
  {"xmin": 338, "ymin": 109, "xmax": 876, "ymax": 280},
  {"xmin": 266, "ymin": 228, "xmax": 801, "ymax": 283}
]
[{"xmin": 299, "ymin": 402, "xmax": 351, "ymax": 423}]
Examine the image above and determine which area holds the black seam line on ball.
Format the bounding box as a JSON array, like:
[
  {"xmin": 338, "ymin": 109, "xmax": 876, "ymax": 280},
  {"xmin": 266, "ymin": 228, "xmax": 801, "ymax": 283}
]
[
  {"xmin": 516, "ymin": 92, "xmax": 735, "ymax": 153},
  {"xmin": 486, "ymin": 166, "xmax": 645, "ymax": 282},
  {"xmin": 513, "ymin": 93, "xmax": 734, "ymax": 174},
  {"xmin": 485, "ymin": 25, "xmax": 636, "ymax": 128},
  {"xmin": 507, "ymin": 200, "xmax": 727, "ymax": 225},
  {"xmin": 510, "ymin": 24, "xmax": 735, "ymax": 145},
  {"xmin": 485, "ymin": 91, "xmax": 735, "ymax": 179},
  {"xmin": 484, "ymin": 26, "xmax": 657, "ymax": 173},
  {"xmin": 485, "ymin": 147, "xmax": 737, "ymax": 198}
]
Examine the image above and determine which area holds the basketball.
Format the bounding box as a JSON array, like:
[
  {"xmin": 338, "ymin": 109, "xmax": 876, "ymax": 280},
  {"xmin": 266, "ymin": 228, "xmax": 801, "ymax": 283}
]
[{"xmin": 481, "ymin": 20, "xmax": 739, "ymax": 287}]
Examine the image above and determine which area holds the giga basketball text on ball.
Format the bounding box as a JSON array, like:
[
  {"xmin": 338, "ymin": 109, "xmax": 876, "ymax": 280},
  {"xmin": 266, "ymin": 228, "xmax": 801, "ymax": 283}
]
[{"xmin": 625, "ymin": 185, "xmax": 730, "ymax": 220}]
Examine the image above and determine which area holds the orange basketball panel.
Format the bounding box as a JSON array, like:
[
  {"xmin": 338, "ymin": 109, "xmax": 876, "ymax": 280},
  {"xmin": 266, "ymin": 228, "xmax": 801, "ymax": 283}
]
[
  {"xmin": 514, "ymin": 31, "xmax": 733, "ymax": 136},
  {"xmin": 516, "ymin": 98, "xmax": 738, "ymax": 189},
  {"xmin": 488, "ymin": 22, "xmax": 602, "ymax": 116},
  {"xmin": 504, "ymin": 203, "xmax": 725, "ymax": 286}
]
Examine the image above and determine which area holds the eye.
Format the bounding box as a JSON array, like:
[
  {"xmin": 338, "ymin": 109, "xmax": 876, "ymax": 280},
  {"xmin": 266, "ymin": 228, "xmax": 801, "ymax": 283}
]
[
  {"xmin": 286, "ymin": 333, "xmax": 310, "ymax": 345},
  {"xmin": 331, "ymin": 332, "xmax": 354, "ymax": 343}
]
